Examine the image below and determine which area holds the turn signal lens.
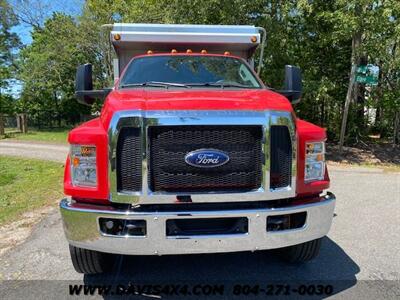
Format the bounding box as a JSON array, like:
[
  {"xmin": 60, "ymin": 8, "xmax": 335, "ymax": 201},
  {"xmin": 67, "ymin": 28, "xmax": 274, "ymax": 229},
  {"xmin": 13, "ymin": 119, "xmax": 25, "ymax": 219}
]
[
  {"xmin": 251, "ymin": 36, "xmax": 257, "ymax": 43},
  {"xmin": 72, "ymin": 157, "xmax": 80, "ymax": 167},
  {"xmin": 113, "ymin": 33, "xmax": 121, "ymax": 41},
  {"xmin": 305, "ymin": 142, "xmax": 325, "ymax": 182},
  {"xmin": 70, "ymin": 145, "xmax": 97, "ymax": 187}
]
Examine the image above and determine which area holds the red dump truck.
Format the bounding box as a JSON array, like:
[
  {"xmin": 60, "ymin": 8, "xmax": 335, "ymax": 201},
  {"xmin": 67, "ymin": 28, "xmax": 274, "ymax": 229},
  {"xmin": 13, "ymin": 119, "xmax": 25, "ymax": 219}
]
[{"xmin": 60, "ymin": 24, "xmax": 335, "ymax": 274}]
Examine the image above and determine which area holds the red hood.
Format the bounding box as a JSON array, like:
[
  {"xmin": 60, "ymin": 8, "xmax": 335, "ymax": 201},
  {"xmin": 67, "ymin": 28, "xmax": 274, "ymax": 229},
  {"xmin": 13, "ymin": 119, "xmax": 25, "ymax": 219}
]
[{"xmin": 101, "ymin": 89, "xmax": 294, "ymax": 127}]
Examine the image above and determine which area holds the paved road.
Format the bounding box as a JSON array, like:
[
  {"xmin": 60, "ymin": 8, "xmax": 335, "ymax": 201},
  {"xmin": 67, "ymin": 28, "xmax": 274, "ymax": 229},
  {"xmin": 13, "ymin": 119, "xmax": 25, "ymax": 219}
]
[
  {"xmin": 0, "ymin": 142, "xmax": 399, "ymax": 298},
  {"xmin": 0, "ymin": 140, "xmax": 68, "ymax": 163}
]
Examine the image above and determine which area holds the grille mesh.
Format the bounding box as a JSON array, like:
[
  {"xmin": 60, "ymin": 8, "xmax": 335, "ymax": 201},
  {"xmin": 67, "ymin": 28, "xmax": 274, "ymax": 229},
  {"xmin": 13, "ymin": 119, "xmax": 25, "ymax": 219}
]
[
  {"xmin": 270, "ymin": 125, "xmax": 292, "ymax": 189},
  {"xmin": 116, "ymin": 127, "xmax": 142, "ymax": 192},
  {"xmin": 148, "ymin": 125, "xmax": 263, "ymax": 193}
]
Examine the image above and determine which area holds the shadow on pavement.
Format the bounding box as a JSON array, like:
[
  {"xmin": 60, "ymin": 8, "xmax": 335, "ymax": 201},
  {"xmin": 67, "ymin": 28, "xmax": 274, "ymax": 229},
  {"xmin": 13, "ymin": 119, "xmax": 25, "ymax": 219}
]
[{"xmin": 84, "ymin": 237, "xmax": 359, "ymax": 299}]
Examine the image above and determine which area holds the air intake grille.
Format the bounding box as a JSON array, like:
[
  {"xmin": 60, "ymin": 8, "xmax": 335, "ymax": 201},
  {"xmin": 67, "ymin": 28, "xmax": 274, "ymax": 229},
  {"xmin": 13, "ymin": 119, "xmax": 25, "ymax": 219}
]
[
  {"xmin": 270, "ymin": 125, "xmax": 292, "ymax": 189},
  {"xmin": 148, "ymin": 125, "xmax": 263, "ymax": 193},
  {"xmin": 116, "ymin": 127, "xmax": 142, "ymax": 192}
]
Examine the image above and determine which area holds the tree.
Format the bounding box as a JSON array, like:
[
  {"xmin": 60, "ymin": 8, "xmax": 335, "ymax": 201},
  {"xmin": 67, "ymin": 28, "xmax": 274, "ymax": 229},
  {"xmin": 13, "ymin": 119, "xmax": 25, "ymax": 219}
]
[
  {"xmin": 0, "ymin": 0, "xmax": 20, "ymax": 134},
  {"xmin": 11, "ymin": 0, "xmax": 400, "ymax": 144},
  {"xmin": 18, "ymin": 13, "xmax": 93, "ymax": 127}
]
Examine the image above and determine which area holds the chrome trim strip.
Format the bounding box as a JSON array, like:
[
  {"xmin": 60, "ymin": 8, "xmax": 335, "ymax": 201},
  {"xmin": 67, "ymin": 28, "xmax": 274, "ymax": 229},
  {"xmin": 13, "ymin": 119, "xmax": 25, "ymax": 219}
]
[
  {"xmin": 108, "ymin": 110, "xmax": 296, "ymax": 204},
  {"xmin": 60, "ymin": 193, "xmax": 335, "ymax": 255}
]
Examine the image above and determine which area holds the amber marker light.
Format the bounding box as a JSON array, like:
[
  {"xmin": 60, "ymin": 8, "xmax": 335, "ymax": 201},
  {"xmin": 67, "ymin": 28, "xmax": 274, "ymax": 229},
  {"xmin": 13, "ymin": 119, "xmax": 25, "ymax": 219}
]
[
  {"xmin": 251, "ymin": 36, "xmax": 257, "ymax": 43},
  {"xmin": 306, "ymin": 143, "xmax": 315, "ymax": 154},
  {"xmin": 113, "ymin": 33, "xmax": 121, "ymax": 41},
  {"xmin": 72, "ymin": 157, "xmax": 80, "ymax": 167}
]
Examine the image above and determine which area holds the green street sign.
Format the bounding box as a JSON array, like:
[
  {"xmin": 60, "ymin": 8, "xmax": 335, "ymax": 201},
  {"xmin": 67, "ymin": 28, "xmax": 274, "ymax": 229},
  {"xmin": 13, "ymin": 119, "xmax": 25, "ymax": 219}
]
[{"xmin": 355, "ymin": 64, "xmax": 379, "ymax": 86}]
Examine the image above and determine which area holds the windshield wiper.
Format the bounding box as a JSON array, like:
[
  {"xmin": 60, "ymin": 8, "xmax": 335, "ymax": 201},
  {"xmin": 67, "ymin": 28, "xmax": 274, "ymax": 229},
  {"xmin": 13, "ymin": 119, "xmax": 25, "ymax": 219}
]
[
  {"xmin": 219, "ymin": 83, "xmax": 253, "ymax": 89},
  {"xmin": 186, "ymin": 82, "xmax": 252, "ymax": 89},
  {"xmin": 120, "ymin": 81, "xmax": 191, "ymax": 89}
]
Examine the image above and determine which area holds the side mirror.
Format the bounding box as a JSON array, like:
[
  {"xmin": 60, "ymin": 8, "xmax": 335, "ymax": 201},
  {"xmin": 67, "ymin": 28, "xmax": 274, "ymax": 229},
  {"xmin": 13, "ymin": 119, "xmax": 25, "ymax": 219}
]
[
  {"xmin": 279, "ymin": 65, "xmax": 302, "ymax": 104},
  {"xmin": 75, "ymin": 64, "xmax": 111, "ymax": 106}
]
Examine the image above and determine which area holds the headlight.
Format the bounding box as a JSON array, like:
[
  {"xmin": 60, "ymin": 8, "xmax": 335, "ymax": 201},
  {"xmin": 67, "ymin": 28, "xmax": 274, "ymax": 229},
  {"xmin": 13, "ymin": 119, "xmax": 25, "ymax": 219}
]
[
  {"xmin": 70, "ymin": 145, "xmax": 97, "ymax": 187},
  {"xmin": 305, "ymin": 141, "xmax": 325, "ymax": 182}
]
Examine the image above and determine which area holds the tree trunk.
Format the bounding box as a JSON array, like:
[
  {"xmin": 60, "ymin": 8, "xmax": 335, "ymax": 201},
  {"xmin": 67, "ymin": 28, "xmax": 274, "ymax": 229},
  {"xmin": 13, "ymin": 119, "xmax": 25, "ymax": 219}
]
[
  {"xmin": 0, "ymin": 113, "xmax": 4, "ymax": 136},
  {"xmin": 22, "ymin": 114, "xmax": 28, "ymax": 133},
  {"xmin": 394, "ymin": 111, "xmax": 400, "ymax": 145}
]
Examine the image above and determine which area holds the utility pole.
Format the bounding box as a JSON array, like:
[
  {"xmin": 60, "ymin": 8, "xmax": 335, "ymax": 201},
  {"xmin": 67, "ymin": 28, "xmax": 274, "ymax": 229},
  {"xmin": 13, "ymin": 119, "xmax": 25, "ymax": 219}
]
[
  {"xmin": 339, "ymin": 4, "xmax": 363, "ymax": 154},
  {"xmin": 339, "ymin": 65, "xmax": 356, "ymax": 154},
  {"xmin": 0, "ymin": 87, "xmax": 4, "ymax": 136}
]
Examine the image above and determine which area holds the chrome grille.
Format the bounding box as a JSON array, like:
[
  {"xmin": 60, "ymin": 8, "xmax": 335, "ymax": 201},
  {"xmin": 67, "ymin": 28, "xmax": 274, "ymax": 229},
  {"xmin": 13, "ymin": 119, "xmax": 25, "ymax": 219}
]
[
  {"xmin": 116, "ymin": 127, "xmax": 142, "ymax": 192},
  {"xmin": 269, "ymin": 125, "xmax": 292, "ymax": 189},
  {"xmin": 148, "ymin": 125, "xmax": 263, "ymax": 193},
  {"xmin": 108, "ymin": 110, "xmax": 296, "ymax": 204}
]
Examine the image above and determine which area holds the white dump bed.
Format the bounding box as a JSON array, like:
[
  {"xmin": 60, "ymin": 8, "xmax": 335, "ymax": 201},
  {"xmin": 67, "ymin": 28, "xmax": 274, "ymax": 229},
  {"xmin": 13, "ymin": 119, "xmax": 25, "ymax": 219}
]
[{"xmin": 110, "ymin": 23, "xmax": 264, "ymax": 78}]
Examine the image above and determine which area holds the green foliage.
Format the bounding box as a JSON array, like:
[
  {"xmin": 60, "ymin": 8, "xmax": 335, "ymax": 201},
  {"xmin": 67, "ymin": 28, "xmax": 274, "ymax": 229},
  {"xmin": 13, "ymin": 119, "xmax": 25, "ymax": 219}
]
[
  {"xmin": 9, "ymin": 0, "xmax": 400, "ymax": 143},
  {"xmin": 0, "ymin": 0, "xmax": 20, "ymax": 116},
  {"xmin": 0, "ymin": 93, "xmax": 14, "ymax": 114},
  {"xmin": 17, "ymin": 13, "xmax": 92, "ymax": 126},
  {"xmin": 0, "ymin": 0, "xmax": 20, "ymax": 87}
]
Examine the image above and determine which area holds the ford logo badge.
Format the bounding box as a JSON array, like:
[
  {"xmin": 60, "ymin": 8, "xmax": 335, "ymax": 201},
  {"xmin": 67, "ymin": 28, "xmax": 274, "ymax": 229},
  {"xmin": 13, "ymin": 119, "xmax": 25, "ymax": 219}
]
[{"xmin": 184, "ymin": 149, "xmax": 230, "ymax": 168}]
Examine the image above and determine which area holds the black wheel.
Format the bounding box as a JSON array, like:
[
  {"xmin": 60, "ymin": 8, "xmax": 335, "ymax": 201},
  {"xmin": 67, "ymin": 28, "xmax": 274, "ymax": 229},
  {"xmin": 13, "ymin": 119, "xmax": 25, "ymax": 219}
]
[
  {"xmin": 279, "ymin": 238, "xmax": 322, "ymax": 263},
  {"xmin": 69, "ymin": 245, "xmax": 114, "ymax": 274}
]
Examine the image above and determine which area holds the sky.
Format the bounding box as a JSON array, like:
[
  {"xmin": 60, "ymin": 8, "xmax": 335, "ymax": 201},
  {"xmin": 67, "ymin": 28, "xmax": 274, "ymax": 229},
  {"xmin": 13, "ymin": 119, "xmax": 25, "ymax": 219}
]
[
  {"xmin": 11, "ymin": 0, "xmax": 83, "ymax": 44},
  {"xmin": 9, "ymin": 0, "xmax": 84, "ymax": 96}
]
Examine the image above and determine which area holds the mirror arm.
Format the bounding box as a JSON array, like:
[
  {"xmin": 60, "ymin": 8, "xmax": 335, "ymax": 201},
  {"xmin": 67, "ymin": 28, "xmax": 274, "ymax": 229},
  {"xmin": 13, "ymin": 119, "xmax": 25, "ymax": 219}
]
[
  {"xmin": 276, "ymin": 89, "xmax": 302, "ymax": 104},
  {"xmin": 75, "ymin": 88, "xmax": 112, "ymax": 106}
]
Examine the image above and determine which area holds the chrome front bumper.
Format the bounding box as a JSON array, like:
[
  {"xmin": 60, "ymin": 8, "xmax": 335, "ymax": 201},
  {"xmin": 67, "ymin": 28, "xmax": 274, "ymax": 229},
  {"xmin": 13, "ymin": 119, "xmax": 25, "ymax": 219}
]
[{"xmin": 60, "ymin": 193, "xmax": 335, "ymax": 255}]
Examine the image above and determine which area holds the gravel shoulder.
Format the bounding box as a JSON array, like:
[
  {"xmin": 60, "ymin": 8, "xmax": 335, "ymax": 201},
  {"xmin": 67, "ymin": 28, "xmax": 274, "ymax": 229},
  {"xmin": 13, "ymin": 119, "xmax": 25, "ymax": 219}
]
[{"xmin": 0, "ymin": 140, "xmax": 68, "ymax": 163}]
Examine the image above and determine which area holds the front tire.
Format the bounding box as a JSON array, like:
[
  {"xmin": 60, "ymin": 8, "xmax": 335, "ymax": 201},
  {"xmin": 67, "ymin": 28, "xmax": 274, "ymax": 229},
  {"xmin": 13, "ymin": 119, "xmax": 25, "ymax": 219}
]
[
  {"xmin": 279, "ymin": 238, "xmax": 322, "ymax": 263},
  {"xmin": 69, "ymin": 245, "xmax": 114, "ymax": 274}
]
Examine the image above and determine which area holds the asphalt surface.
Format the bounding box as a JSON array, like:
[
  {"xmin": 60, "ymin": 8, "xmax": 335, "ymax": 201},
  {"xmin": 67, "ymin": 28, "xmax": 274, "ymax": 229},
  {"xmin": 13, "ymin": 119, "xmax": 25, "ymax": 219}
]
[{"xmin": 0, "ymin": 141, "xmax": 399, "ymax": 299}]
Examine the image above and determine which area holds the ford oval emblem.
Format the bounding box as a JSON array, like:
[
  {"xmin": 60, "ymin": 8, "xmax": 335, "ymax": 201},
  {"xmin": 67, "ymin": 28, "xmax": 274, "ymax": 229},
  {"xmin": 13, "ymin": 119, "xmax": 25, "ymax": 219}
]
[{"xmin": 184, "ymin": 149, "xmax": 230, "ymax": 168}]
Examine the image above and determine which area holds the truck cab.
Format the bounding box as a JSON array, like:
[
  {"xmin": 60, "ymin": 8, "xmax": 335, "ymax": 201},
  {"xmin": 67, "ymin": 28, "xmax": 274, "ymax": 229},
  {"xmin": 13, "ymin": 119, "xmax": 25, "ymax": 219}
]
[{"xmin": 60, "ymin": 24, "xmax": 335, "ymax": 274}]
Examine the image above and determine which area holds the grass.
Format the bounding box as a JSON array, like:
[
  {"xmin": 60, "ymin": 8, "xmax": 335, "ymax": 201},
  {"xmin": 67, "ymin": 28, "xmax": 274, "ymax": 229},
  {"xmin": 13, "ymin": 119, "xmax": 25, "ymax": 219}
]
[
  {"xmin": 0, "ymin": 156, "xmax": 64, "ymax": 225},
  {"xmin": 1, "ymin": 128, "xmax": 69, "ymax": 144}
]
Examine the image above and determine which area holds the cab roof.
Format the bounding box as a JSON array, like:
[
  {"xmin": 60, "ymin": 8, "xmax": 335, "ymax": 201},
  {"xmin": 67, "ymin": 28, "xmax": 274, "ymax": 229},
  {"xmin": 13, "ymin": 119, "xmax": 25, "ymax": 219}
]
[
  {"xmin": 108, "ymin": 23, "xmax": 265, "ymax": 79},
  {"xmin": 110, "ymin": 23, "xmax": 261, "ymax": 58}
]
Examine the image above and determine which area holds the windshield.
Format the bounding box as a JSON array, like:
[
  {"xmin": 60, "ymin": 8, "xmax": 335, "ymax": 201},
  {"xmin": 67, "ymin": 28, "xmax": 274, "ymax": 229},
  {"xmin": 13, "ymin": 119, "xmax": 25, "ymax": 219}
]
[{"xmin": 119, "ymin": 55, "xmax": 262, "ymax": 89}]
